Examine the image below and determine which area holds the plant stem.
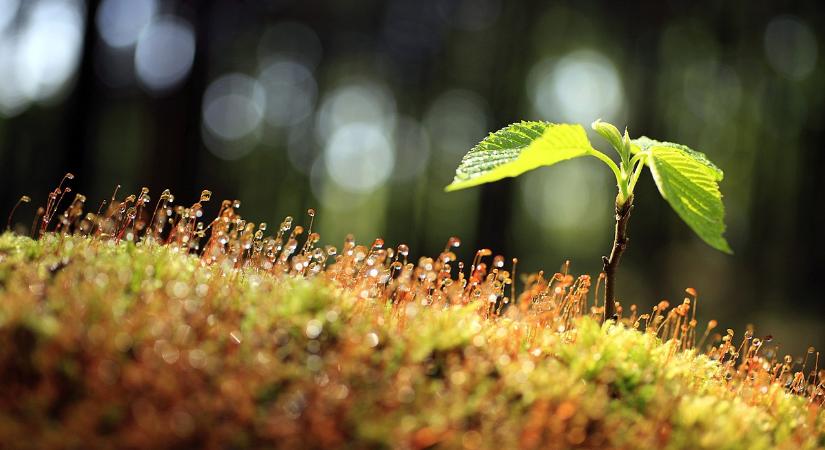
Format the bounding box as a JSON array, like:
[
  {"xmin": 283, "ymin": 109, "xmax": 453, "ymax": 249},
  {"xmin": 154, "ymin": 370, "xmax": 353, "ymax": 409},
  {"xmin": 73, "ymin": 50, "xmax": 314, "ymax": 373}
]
[
  {"xmin": 602, "ymin": 195, "xmax": 634, "ymax": 321},
  {"xmin": 587, "ymin": 149, "xmax": 622, "ymax": 184}
]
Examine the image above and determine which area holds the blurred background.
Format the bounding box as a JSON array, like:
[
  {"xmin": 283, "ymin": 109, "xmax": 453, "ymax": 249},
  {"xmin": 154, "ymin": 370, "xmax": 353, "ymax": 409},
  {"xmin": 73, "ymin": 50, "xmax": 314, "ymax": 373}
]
[{"xmin": 0, "ymin": 0, "xmax": 822, "ymax": 354}]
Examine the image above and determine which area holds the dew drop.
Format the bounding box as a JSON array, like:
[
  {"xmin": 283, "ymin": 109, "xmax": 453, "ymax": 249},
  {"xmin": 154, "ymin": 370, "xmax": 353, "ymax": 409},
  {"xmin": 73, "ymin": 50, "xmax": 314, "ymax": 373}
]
[
  {"xmin": 305, "ymin": 319, "xmax": 323, "ymax": 339},
  {"xmin": 366, "ymin": 332, "xmax": 379, "ymax": 348}
]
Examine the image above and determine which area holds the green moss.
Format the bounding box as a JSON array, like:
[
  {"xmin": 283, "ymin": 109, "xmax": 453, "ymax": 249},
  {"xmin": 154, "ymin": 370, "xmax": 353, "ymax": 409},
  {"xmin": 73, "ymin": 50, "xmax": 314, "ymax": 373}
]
[{"xmin": 0, "ymin": 233, "xmax": 821, "ymax": 449}]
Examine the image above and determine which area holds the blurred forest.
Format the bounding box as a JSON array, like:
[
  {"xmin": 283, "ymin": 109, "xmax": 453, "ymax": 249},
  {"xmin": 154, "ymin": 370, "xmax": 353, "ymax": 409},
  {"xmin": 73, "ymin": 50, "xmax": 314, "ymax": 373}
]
[{"xmin": 0, "ymin": 0, "xmax": 823, "ymax": 354}]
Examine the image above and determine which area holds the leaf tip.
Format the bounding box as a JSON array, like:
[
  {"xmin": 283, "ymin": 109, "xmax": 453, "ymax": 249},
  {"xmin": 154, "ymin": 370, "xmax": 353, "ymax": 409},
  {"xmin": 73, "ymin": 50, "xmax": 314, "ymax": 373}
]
[
  {"xmin": 719, "ymin": 240, "xmax": 734, "ymax": 255},
  {"xmin": 444, "ymin": 180, "xmax": 468, "ymax": 192}
]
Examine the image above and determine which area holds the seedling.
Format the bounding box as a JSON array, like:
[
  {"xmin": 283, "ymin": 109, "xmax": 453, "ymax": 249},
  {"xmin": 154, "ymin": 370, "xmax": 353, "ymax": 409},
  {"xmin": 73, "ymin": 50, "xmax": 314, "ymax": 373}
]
[{"xmin": 446, "ymin": 120, "xmax": 731, "ymax": 319}]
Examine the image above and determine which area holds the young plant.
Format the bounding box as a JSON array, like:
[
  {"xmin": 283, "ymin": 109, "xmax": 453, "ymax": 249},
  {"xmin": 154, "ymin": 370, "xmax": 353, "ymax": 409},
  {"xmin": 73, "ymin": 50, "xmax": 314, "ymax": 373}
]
[{"xmin": 445, "ymin": 120, "xmax": 731, "ymax": 319}]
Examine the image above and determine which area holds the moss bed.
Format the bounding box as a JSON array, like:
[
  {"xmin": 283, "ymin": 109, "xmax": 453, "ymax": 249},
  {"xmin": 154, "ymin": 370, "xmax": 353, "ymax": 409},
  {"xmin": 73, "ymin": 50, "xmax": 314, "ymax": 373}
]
[{"xmin": 0, "ymin": 233, "xmax": 823, "ymax": 449}]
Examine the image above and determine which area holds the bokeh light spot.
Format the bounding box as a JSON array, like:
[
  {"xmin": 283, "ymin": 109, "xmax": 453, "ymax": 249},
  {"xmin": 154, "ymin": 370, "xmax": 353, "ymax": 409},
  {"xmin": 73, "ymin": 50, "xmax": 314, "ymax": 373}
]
[
  {"xmin": 682, "ymin": 61, "xmax": 742, "ymax": 121},
  {"xmin": 324, "ymin": 123, "xmax": 395, "ymax": 193},
  {"xmin": 519, "ymin": 158, "xmax": 610, "ymax": 244},
  {"xmin": 424, "ymin": 89, "xmax": 490, "ymax": 165},
  {"xmin": 258, "ymin": 58, "xmax": 316, "ymax": 127},
  {"xmin": 286, "ymin": 124, "xmax": 319, "ymax": 174},
  {"xmin": 764, "ymin": 16, "xmax": 818, "ymax": 81},
  {"xmin": 202, "ymin": 73, "xmax": 266, "ymax": 160},
  {"xmin": 392, "ymin": 117, "xmax": 430, "ymax": 182},
  {"xmin": 135, "ymin": 16, "xmax": 195, "ymax": 93},
  {"xmin": 0, "ymin": 41, "xmax": 28, "ymax": 116},
  {"xmin": 15, "ymin": 0, "xmax": 85, "ymax": 103},
  {"xmin": 0, "ymin": 0, "xmax": 20, "ymax": 32},
  {"xmin": 96, "ymin": 0, "xmax": 157, "ymax": 49},
  {"xmin": 316, "ymin": 80, "xmax": 397, "ymax": 143},
  {"xmin": 528, "ymin": 50, "xmax": 624, "ymax": 124}
]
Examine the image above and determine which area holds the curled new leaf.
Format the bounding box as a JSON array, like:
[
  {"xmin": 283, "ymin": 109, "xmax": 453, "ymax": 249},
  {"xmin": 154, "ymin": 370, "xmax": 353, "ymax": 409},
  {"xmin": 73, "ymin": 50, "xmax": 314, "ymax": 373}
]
[{"xmin": 592, "ymin": 119, "xmax": 624, "ymax": 156}]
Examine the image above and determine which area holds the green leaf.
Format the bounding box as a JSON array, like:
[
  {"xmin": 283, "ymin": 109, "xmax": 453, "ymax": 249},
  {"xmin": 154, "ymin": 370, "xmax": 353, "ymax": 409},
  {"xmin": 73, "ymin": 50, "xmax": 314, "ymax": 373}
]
[
  {"xmin": 445, "ymin": 121, "xmax": 596, "ymax": 192},
  {"xmin": 633, "ymin": 137, "xmax": 723, "ymax": 179},
  {"xmin": 640, "ymin": 138, "xmax": 732, "ymax": 253}
]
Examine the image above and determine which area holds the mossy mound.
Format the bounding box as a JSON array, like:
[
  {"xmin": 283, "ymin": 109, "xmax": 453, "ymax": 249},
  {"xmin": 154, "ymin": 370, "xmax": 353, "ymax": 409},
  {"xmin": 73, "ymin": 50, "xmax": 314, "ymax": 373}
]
[{"xmin": 0, "ymin": 233, "xmax": 822, "ymax": 449}]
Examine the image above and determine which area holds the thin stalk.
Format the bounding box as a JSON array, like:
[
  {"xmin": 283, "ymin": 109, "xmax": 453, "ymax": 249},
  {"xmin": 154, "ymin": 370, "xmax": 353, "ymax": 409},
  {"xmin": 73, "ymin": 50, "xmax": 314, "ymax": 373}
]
[
  {"xmin": 627, "ymin": 155, "xmax": 647, "ymax": 193},
  {"xmin": 629, "ymin": 151, "xmax": 646, "ymax": 167},
  {"xmin": 587, "ymin": 149, "xmax": 621, "ymax": 183},
  {"xmin": 6, "ymin": 195, "xmax": 30, "ymax": 232},
  {"xmin": 602, "ymin": 195, "xmax": 634, "ymax": 321},
  {"xmin": 588, "ymin": 149, "xmax": 628, "ymax": 202}
]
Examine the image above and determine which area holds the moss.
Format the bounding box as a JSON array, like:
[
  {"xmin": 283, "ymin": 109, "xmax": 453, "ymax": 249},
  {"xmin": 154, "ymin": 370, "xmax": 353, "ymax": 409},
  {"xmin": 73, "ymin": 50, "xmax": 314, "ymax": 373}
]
[{"xmin": 0, "ymin": 232, "xmax": 821, "ymax": 449}]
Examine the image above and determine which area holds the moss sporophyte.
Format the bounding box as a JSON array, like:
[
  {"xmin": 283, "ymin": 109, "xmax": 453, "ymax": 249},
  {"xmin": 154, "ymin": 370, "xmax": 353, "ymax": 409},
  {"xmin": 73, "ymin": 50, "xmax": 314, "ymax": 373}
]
[
  {"xmin": 1, "ymin": 174, "xmax": 821, "ymax": 448},
  {"xmin": 446, "ymin": 120, "xmax": 731, "ymax": 320}
]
